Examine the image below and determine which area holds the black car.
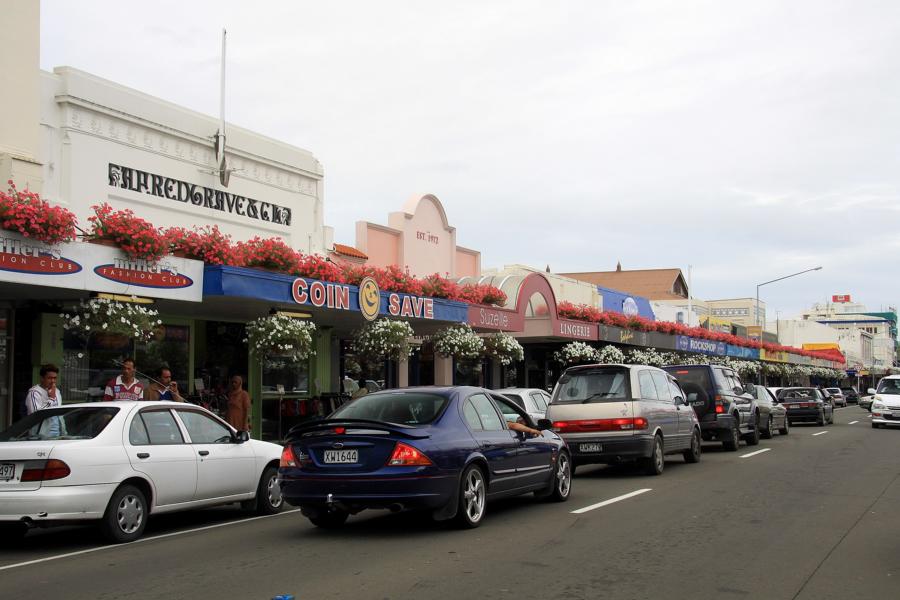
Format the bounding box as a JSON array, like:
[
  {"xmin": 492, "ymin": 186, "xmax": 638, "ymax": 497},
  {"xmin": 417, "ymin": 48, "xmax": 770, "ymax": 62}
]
[
  {"xmin": 840, "ymin": 386, "xmax": 860, "ymax": 404},
  {"xmin": 777, "ymin": 387, "xmax": 834, "ymax": 425},
  {"xmin": 663, "ymin": 364, "xmax": 760, "ymax": 451}
]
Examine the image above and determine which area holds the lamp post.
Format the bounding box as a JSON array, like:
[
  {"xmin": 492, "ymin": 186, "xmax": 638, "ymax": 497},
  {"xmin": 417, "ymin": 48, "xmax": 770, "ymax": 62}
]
[{"xmin": 755, "ymin": 266, "xmax": 823, "ymax": 330}]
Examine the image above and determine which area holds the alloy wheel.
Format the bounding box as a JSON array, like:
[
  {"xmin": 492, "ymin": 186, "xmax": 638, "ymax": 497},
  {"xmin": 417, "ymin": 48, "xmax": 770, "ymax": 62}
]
[
  {"xmin": 556, "ymin": 453, "xmax": 571, "ymax": 498},
  {"xmin": 463, "ymin": 468, "xmax": 485, "ymax": 523},
  {"xmin": 267, "ymin": 474, "xmax": 283, "ymax": 509},
  {"xmin": 116, "ymin": 494, "xmax": 144, "ymax": 535}
]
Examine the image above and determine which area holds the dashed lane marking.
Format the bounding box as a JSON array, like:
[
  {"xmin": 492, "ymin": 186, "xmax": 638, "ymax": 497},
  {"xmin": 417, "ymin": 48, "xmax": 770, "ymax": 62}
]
[
  {"xmin": 571, "ymin": 488, "xmax": 652, "ymax": 514},
  {"xmin": 740, "ymin": 448, "xmax": 771, "ymax": 459},
  {"xmin": 812, "ymin": 431, "xmax": 829, "ymax": 436},
  {"xmin": 0, "ymin": 509, "xmax": 301, "ymax": 573},
  {"xmin": 849, "ymin": 421, "xmax": 859, "ymax": 425}
]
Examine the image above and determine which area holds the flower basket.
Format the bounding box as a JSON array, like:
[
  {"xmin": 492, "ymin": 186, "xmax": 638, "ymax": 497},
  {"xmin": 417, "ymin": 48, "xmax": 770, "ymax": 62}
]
[
  {"xmin": 87, "ymin": 203, "xmax": 167, "ymax": 263},
  {"xmin": 596, "ymin": 345, "xmax": 626, "ymax": 364},
  {"xmin": 0, "ymin": 180, "xmax": 77, "ymax": 245},
  {"xmin": 234, "ymin": 236, "xmax": 299, "ymax": 272},
  {"xmin": 165, "ymin": 225, "xmax": 234, "ymax": 265},
  {"xmin": 553, "ymin": 341, "xmax": 599, "ymax": 365},
  {"xmin": 432, "ymin": 324, "xmax": 484, "ymax": 360},
  {"xmin": 244, "ymin": 315, "xmax": 316, "ymax": 368},
  {"xmin": 61, "ymin": 298, "xmax": 162, "ymax": 343},
  {"xmin": 352, "ymin": 319, "xmax": 414, "ymax": 362},
  {"xmin": 483, "ymin": 332, "xmax": 524, "ymax": 366}
]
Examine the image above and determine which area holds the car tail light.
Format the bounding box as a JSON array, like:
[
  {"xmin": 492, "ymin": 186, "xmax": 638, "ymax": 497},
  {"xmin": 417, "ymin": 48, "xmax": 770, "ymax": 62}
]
[
  {"xmin": 387, "ymin": 442, "xmax": 433, "ymax": 466},
  {"xmin": 552, "ymin": 418, "xmax": 648, "ymax": 432},
  {"xmin": 334, "ymin": 427, "xmax": 346, "ymax": 434},
  {"xmin": 280, "ymin": 445, "xmax": 298, "ymax": 468},
  {"xmin": 21, "ymin": 459, "xmax": 70, "ymax": 482},
  {"xmin": 714, "ymin": 395, "xmax": 725, "ymax": 414}
]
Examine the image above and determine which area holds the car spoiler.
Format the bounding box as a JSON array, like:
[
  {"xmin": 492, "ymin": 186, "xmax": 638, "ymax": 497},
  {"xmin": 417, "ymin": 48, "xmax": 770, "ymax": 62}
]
[{"xmin": 284, "ymin": 418, "xmax": 431, "ymax": 442}]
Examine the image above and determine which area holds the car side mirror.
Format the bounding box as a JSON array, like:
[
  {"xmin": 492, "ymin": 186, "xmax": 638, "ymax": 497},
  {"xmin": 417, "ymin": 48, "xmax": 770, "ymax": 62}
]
[
  {"xmin": 733, "ymin": 386, "xmax": 744, "ymax": 395},
  {"xmin": 537, "ymin": 418, "xmax": 553, "ymax": 430},
  {"xmin": 674, "ymin": 396, "xmax": 685, "ymax": 406},
  {"xmin": 234, "ymin": 430, "xmax": 250, "ymax": 443},
  {"xmin": 868, "ymin": 388, "xmax": 877, "ymax": 395}
]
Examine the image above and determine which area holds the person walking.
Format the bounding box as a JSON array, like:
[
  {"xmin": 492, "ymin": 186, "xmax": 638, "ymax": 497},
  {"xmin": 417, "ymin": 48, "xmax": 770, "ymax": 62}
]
[
  {"xmin": 103, "ymin": 358, "xmax": 144, "ymax": 401},
  {"xmin": 145, "ymin": 366, "xmax": 183, "ymax": 402},
  {"xmin": 25, "ymin": 363, "xmax": 62, "ymax": 414},
  {"xmin": 225, "ymin": 375, "xmax": 251, "ymax": 431}
]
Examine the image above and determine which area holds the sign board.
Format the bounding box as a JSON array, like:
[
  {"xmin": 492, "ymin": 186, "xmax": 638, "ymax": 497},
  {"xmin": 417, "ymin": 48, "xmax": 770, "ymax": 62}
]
[
  {"xmin": 0, "ymin": 231, "xmax": 204, "ymax": 301},
  {"xmin": 467, "ymin": 305, "xmax": 524, "ymax": 332},
  {"xmin": 676, "ymin": 335, "xmax": 727, "ymax": 356},
  {"xmin": 832, "ymin": 294, "xmax": 851, "ymax": 303}
]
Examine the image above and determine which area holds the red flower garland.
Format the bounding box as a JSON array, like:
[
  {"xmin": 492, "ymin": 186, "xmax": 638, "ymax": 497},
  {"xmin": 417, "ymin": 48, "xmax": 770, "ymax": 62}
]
[
  {"xmin": 0, "ymin": 180, "xmax": 77, "ymax": 245},
  {"xmin": 88, "ymin": 203, "xmax": 167, "ymax": 263}
]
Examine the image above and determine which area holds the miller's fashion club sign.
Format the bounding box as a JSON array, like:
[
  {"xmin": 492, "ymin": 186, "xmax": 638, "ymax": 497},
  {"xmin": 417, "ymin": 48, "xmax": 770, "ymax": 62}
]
[{"xmin": 107, "ymin": 163, "xmax": 293, "ymax": 226}]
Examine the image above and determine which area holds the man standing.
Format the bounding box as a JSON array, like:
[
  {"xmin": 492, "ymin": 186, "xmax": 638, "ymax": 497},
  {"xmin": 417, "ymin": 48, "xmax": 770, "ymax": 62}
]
[
  {"xmin": 145, "ymin": 366, "xmax": 183, "ymax": 402},
  {"xmin": 103, "ymin": 358, "xmax": 144, "ymax": 401},
  {"xmin": 25, "ymin": 363, "xmax": 62, "ymax": 414}
]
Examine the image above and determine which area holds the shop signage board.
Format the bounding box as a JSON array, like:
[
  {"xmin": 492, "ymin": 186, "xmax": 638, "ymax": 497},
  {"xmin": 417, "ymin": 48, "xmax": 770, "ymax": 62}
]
[
  {"xmin": 556, "ymin": 319, "xmax": 598, "ymax": 341},
  {"xmin": 725, "ymin": 345, "xmax": 761, "ymax": 360},
  {"xmin": 0, "ymin": 231, "xmax": 203, "ymax": 301},
  {"xmin": 204, "ymin": 266, "xmax": 469, "ymax": 323},
  {"xmin": 676, "ymin": 335, "xmax": 727, "ymax": 356},
  {"xmin": 466, "ymin": 305, "xmax": 524, "ymax": 331},
  {"xmin": 760, "ymin": 349, "xmax": 789, "ymax": 363}
]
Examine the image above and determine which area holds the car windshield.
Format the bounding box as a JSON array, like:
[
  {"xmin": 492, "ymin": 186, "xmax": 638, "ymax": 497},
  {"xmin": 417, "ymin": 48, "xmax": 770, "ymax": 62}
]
[
  {"xmin": 876, "ymin": 379, "xmax": 900, "ymax": 395},
  {"xmin": 826, "ymin": 388, "xmax": 841, "ymax": 394},
  {"xmin": 0, "ymin": 407, "xmax": 119, "ymax": 441},
  {"xmin": 552, "ymin": 368, "xmax": 631, "ymax": 403},
  {"xmin": 331, "ymin": 392, "xmax": 448, "ymax": 425},
  {"xmin": 778, "ymin": 388, "xmax": 818, "ymax": 400}
]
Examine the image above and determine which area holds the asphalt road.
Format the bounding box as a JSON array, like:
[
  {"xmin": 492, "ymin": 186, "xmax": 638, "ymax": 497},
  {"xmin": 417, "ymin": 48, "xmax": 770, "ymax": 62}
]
[{"xmin": 2, "ymin": 406, "xmax": 898, "ymax": 600}]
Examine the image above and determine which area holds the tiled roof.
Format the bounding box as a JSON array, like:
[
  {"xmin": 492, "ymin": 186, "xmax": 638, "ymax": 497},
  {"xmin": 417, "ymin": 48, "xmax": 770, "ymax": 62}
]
[
  {"xmin": 560, "ymin": 268, "xmax": 687, "ymax": 300},
  {"xmin": 332, "ymin": 243, "xmax": 368, "ymax": 260}
]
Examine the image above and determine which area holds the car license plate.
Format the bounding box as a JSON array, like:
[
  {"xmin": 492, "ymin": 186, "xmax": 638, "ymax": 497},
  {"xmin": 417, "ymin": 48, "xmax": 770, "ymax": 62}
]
[
  {"xmin": 579, "ymin": 443, "xmax": 602, "ymax": 453},
  {"xmin": 324, "ymin": 449, "xmax": 358, "ymax": 464},
  {"xmin": 0, "ymin": 463, "xmax": 14, "ymax": 481}
]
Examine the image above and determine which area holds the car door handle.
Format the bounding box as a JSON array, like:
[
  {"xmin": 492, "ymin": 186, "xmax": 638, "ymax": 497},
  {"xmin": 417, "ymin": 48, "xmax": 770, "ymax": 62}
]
[
  {"xmin": 136, "ymin": 452, "xmax": 150, "ymax": 459},
  {"xmin": 198, "ymin": 450, "xmax": 210, "ymax": 456}
]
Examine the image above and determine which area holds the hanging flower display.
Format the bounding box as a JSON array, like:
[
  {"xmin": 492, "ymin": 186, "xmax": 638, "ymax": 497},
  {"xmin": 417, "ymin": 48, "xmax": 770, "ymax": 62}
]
[
  {"xmin": 483, "ymin": 332, "xmax": 524, "ymax": 365},
  {"xmin": 61, "ymin": 298, "xmax": 162, "ymax": 343},
  {"xmin": 624, "ymin": 347, "xmax": 667, "ymax": 367},
  {"xmin": 432, "ymin": 324, "xmax": 484, "ymax": 360},
  {"xmin": 0, "ymin": 181, "xmax": 78, "ymax": 245},
  {"xmin": 553, "ymin": 341, "xmax": 599, "ymax": 365},
  {"xmin": 88, "ymin": 203, "xmax": 167, "ymax": 263},
  {"xmin": 244, "ymin": 314, "xmax": 316, "ymax": 368},
  {"xmin": 234, "ymin": 236, "xmax": 300, "ymax": 272},
  {"xmin": 165, "ymin": 225, "xmax": 235, "ymax": 264},
  {"xmin": 352, "ymin": 318, "xmax": 414, "ymax": 362},
  {"xmin": 596, "ymin": 344, "xmax": 626, "ymax": 364}
]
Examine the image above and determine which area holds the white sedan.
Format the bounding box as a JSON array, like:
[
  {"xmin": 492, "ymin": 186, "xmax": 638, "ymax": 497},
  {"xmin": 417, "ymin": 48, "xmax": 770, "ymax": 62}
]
[{"xmin": 0, "ymin": 401, "xmax": 283, "ymax": 543}]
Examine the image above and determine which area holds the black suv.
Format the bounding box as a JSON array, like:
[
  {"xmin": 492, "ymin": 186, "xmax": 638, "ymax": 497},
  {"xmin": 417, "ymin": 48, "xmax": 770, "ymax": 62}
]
[
  {"xmin": 663, "ymin": 364, "xmax": 760, "ymax": 451},
  {"xmin": 840, "ymin": 386, "xmax": 859, "ymax": 404}
]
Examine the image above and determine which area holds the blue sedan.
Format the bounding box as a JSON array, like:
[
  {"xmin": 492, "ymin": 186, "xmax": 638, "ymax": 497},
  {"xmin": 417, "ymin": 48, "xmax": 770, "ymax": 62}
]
[{"xmin": 278, "ymin": 386, "xmax": 572, "ymax": 529}]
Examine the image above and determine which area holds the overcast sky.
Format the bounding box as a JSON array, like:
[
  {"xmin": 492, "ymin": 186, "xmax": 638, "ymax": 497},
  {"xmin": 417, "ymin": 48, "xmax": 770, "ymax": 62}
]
[{"xmin": 41, "ymin": 1, "xmax": 899, "ymax": 319}]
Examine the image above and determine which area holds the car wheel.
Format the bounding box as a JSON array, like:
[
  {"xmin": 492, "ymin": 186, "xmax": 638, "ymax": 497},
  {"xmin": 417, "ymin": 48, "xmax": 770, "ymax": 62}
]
[
  {"xmin": 454, "ymin": 464, "xmax": 487, "ymax": 528},
  {"xmin": 761, "ymin": 415, "xmax": 774, "ymax": 439},
  {"xmin": 549, "ymin": 452, "xmax": 572, "ymax": 502},
  {"xmin": 778, "ymin": 416, "xmax": 789, "ymax": 436},
  {"xmin": 642, "ymin": 435, "xmax": 665, "ymax": 476},
  {"xmin": 0, "ymin": 522, "xmax": 28, "ymax": 545},
  {"xmin": 723, "ymin": 421, "xmax": 741, "ymax": 451},
  {"xmin": 827, "ymin": 411, "xmax": 834, "ymax": 425},
  {"xmin": 744, "ymin": 413, "xmax": 760, "ymax": 446},
  {"xmin": 683, "ymin": 429, "xmax": 701, "ymax": 464},
  {"xmin": 816, "ymin": 411, "xmax": 825, "ymax": 426},
  {"xmin": 100, "ymin": 484, "xmax": 147, "ymax": 543},
  {"xmin": 308, "ymin": 510, "xmax": 349, "ymax": 529},
  {"xmin": 872, "ymin": 422, "xmax": 881, "ymax": 429},
  {"xmin": 252, "ymin": 466, "xmax": 283, "ymax": 515}
]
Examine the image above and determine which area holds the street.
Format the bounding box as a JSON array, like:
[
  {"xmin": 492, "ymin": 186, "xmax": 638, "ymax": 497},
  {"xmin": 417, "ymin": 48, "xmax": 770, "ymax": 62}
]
[{"xmin": 2, "ymin": 406, "xmax": 898, "ymax": 600}]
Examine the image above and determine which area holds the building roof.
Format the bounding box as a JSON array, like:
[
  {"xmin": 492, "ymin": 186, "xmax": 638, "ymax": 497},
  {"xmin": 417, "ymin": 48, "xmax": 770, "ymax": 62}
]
[
  {"xmin": 332, "ymin": 243, "xmax": 368, "ymax": 260},
  {"xmin": 560, "ymin": 268, "xmax": 688, "ymax": 300}
]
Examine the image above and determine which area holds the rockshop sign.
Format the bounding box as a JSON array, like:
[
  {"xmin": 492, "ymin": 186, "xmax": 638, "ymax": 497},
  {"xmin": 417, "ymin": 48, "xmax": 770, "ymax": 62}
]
[
  {"xmin": 676, "ymin": 335, "xmax": 727, "ymax": 356},
  {"xmin": 0, "ymin": 231, "xmax": 203, "ymax": 301}
]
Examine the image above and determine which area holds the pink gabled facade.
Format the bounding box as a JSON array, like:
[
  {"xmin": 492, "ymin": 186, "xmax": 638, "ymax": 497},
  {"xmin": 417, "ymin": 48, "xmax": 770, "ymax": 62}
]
[{"xmin": 354, "ymin": 193, "xmax": 481, "ymax": 278}]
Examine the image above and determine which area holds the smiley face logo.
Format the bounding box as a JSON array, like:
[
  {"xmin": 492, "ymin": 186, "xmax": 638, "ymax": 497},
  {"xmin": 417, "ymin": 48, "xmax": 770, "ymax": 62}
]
[{"xmin": 359, "ymin": 277, "xmax": 380, "ymax": 321}]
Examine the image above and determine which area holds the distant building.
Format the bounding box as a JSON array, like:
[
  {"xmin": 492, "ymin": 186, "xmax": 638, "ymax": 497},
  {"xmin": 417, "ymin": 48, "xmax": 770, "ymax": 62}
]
[{"xmin": 802, "ymin": 302, "xmax": 898, "ymax": 373}]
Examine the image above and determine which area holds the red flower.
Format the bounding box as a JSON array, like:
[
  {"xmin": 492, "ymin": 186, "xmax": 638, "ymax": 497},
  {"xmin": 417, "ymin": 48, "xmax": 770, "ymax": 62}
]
[
  {"xmin": 88, "ymin": 203, "xmax": 166, "ymax": 262},
  {"xmin": 0, "ymin": 182, "xmax": 77, "ymax": 245}
]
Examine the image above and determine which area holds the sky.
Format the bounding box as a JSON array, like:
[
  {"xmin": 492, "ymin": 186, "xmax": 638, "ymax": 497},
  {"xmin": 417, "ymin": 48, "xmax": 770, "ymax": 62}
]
[{"xmin": 40, "ymin": 1, "xmax": 900, "ymax": 319}]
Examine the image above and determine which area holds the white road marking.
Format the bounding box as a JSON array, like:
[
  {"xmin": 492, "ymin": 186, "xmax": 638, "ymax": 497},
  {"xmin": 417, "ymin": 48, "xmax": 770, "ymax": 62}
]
[
  {"xmin": 849, "ymin": 421, "xmax": 859, "ymax": 425},
  {"xmin": 740, "ymin": 448, "xmax": 771, "ymax": 458},
  {"xmin": 571, "ymin": 488, "xmax": 652, "ymax": 514},
  {"xmin": 867, "ymin": 414, "xmax": 872, "ymax": 418},
  {"xmin": 812, "ymin": 431, "xmax": 829, "ymax": 436},
  {"xmin": 0, "ymin": 509, "xmax": 300, "ymax": 572}
]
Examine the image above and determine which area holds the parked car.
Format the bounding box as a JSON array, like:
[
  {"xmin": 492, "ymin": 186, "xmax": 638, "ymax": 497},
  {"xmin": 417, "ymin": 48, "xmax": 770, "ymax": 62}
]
[
  {"xmin": 0, "ymin": 402, "xmax": 284, "ymax": 543},
  {"xmin": 859, "ymin": 394, "xmax": 875, "ymax": 411},
  {"xmin": 746, "ymin": 384, "xmax": 789, "ymax": 437},
  {"xmin": 495, "ymin": 387, "xmax": 551, "ymax": 421},
  {"xmin": 278, "ymin": 386, "xmax": 571, "ymax": 529},
  {"xmin": 546, "ymin": 364, "xmax": 701, "ymax": 475},
  {"xmin": 840, "ymin": 386, "xmax": 860, "ymax": 404},
  {"xmin": 776, "ymin": 387, "xmax": 834, "ymax": 426},
  {"xmin": 825, "ymin": 388, "xmax": 847, "ymax": 407},
  {"xmin": 869, "ymin": 375, "xmax": 900, "ymax": 429},
  {"xmin": 663, "ymin": 364, "xmax": 760, "ymax": 451}
]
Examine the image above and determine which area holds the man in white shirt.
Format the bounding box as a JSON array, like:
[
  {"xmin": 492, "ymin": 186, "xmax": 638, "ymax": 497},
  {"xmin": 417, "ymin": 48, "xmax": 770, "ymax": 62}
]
[{"xmin": 25, "ymin": 363, "xmax": 62, "ymax": 414}]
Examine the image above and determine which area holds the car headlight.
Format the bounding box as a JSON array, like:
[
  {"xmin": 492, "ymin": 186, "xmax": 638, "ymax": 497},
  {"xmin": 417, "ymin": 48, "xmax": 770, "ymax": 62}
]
[{"xmin": 873, "ymin": 401, "xmax": 884, "ymax": 409}]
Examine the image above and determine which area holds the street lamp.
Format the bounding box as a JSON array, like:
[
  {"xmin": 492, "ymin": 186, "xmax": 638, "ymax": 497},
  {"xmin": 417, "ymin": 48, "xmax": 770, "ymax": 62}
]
[{"xmin": 755, "ymin": 266, "xmax": 823, "ymax": 330}]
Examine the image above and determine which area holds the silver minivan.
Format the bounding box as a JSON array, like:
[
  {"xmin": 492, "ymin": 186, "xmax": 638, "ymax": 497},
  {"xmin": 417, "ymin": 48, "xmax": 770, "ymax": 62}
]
[{"xmin": 546, "ymin": 364, "xmax": 701, "ymax": 475}]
